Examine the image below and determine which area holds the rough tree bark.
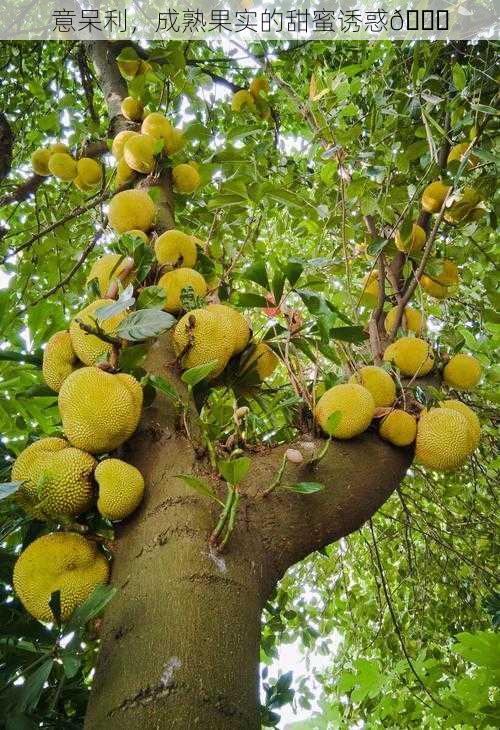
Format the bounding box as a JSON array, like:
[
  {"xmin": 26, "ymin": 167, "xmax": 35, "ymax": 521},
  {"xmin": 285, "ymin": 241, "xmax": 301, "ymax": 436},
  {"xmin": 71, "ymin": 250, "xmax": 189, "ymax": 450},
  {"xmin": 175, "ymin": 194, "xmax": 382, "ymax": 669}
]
[{"xmin": 83, "ymin": 42, "xmax": 411, "ymax": 729}]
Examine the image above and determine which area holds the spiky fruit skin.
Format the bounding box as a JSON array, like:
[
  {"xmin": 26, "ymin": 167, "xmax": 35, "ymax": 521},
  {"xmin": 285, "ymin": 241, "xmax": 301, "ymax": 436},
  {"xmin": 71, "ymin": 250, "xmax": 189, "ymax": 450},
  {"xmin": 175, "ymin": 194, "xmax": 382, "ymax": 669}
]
[
  {"xmin": 443, "ymin": 353, "xmax": 481, "ymax": 390},
  {"xmin": 173, "ymin": 308, "xmax": 234, "ymax": 378},
  {"xmin": 48, "ymin": 152, "xmax": 77, "ymax": 181},
  {"xmin": 157, "ymin": 268, "xmax": 207, "ymax": 313},
  {"xmin": 43, "ymin": 331, "xmax": 79, "ymax": 392},
  {"xmin": 76, "ymin": 157, "xmax": 102, "ymax": 188},
  {"xmin": 441, "ymin": 400, "xmax": 480, "ymax": 451},
  {"xmin": 249, "ymin": 77, "xmax": 269, "ymax": 97},
  {"xmin": 141, "ymin": 112, "xmax": 172, "ymax": 140},
  {"xmin": 112, "ymin": 130, "xmax": 140, "ymax": 160},
  {"xmin": 69, "ymin": 299, "xmax": 126, "ymax": 366},
  {"xmin": 164, "ymin": 127, "xmax": 185, "ymax": 155},
  {"xmin": 12, "ymin": 437, "xmax": 96, "ymax": 519},
  {"xmin": 231, "ymin": 89, "xmax": 255, "ymax": 111},
  {"xmin": 434, "ymin": 260, "xmax": 459, "ymax": 286},
  {"xmin": 420, "ymin": 275, "xmax": 449, "ymax": 299},
  {"xmin": 415, "ymin": 407, "xmax": 472, "ymax": 471},
  {"xmin": 95, "ymin": 458, "xmax": 145, "ymax": 521},
  {"xmin": 108, "ymin": 189, "xmax": 156, "ymax": 234},
  {"xmin": 155, "ymin": 230, "xmax": 197, "ymax": 268},
  {"xmin": 13, "ymin": 533, "xmax": 109, "ymax": 623},
  {"xmin": 172, "ymin": 163, "xmax": 201, "ymax": 194},
  {"xmin": 31, "ymin": 148, "xmax": 52, "ymax": 176},
  {"xmin": 315, "ymin": 383, "xmax": 375, "ymax": 439},
  {"xmin": 241, "ymin": 342, "xmax": 279, "ymax": 380},
  {"xmin": 383, "ymin": 337, "xmax": 434, "ymax": 377},
  {"xmin": 59, "ymin": 367, "xmax": 143, "ymax": 454},
  {"xmin": 207, "ymin": 304, "xmax": 251, "ymax": 355},
  {"xmin": 447, "ymin": 142, "xmax": 477, "ymax": 168},
  {"xmin": 121, "ymin": 96, "xmax": 144, "ymax": 121},
  {"xmin": 123, "ymin": 134, "xmax": 156, "ymax": 174},
  {"xmin": 395, "ymin": 223, "xmax": 426, "ymax": 253},
  {"xmin": 384, "ymin": 306, "xmax": 424, "ymax": 335},
  {"xmin": 379, "ymin": 410, "xmax": 417, "ymax": 447},
  {"xmin": 86, "ymin": 254, "xmax": 135, "ymax": 297},
  {"xmin": 421, "ymin": 181, "xmax": 451, "ymax": 213},
  {"xmin": 349, "ymin": 366, "xmax": 396, "ymax": 408},
  {"xmin": 126, "ymin": 229, "xmax": 149, "ymax": 244}
]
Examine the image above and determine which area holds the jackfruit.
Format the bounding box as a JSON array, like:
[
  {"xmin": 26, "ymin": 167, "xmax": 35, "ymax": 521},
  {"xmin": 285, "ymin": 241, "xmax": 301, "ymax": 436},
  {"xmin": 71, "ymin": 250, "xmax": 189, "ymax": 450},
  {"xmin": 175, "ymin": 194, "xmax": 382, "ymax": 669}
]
[
  {"xmin": 31, "ymin": 148, "xmax": 52, "ymax": 176},
  {"xmin": 434, "ymin": 259, "xmax": 459, "ymax": 286},
  {"xmin": 349, "ymin": 366, "xmax": 396, "ymax": 408},
  {"xmin": 383, "ymin": 337, "xmax": 434, "ymax": 377},
  {"xmin": 48, "ymin": 152, "xmax": 78, "ymax": 181},
  {"xmin": 95, "ymin": 458, "xmax": 145, "ymax": 521},
  {"xmin": 440, "ymin": 399, "xmax": 480, "ymax": 451},
  {"xmin": 231, "ymin": 89, "xmax": 255, "ymax": 112},
  {"xmin": 173, "ymin": 308, "xmax": 233, "ymax": 378},
  {"xmin": 447, "ymin": 143, "xmax": 477, "ymax": 168},
  {"xmin": 395, "ymin": 223, "xmax": 426, "ymax": 254},
  {"xmin": 115, "ymin": 157, "xmax": 136, "ymax": 187},
  {"xmin": 379, "ymin": 410, "xmax": 417, "ymax": 447},
  {"xmin": 12, "ymin": 437, "xmax": 96, "ymax": 519},
  {"xmin": 421, "ymin": 181, "xmax": 451, "ymax": 213},
  {"xmin": 108, "ymin": 189, "xmax": 156, "ymax": 234},
  {"xmin": 164, "ymin": 127, "xmax": 185, "ymax": 155},
  {"xmin": 87, "ymin": 254, "xmax": 135, "ymax": 296},
  {"xmin": 73, "ymin": 176, "xmax": 94, "ymax": 193},
  {"xmin": 315, "ymin": 383, "xmax": 375, "ymax": 439},
  {"xmin": 415, "ymin": 407, "xmax": 472, "ymax": 471},
  {"xmin": 384, "ymin": 306, "xmax": 424, "ymax": 335},
  {"xmin": 155, "ymin": 229, "xmax": 197, "ymax": 268},
  {"xmin": 444, "ymin": 187, "xmax": 482, "ymax": 224},
  {"xmin": 172, "ymin": 163, "xmax": 201, "ymax": 194},
  {"xmin": 443, "ymin": 353, "xmax": 481, "ymax": 390},
  {"xmin": 420, "ymin": 275, "xmax": 449, "ymax": 300},
  {"xmin": 112, "ymin": 130, "xmax": 140, "ymax": 160},
  {"xmin": 126, "ymin": 229, "xmax": 149, "ymax": 244},
  {"xmin": 59, "ymin": 367, "xmax": 143, "ymax": 454},
  {"xmin": 42, "ymin": 331, "xmax": 79, "ymax": 393},
  {"xmin": 13, "ymin": 532, "xmax": 109, "ymax": 623},
  {"xmin": 207, "ymin": 303, "xmax": 250, "ymax": 355},
  {"xmin": 123, "ymin": 134, "xmax": 156, "ymax": 174},
  {"xmin": 76, "ymin": 158, "xmax": 102, "ymax": 188},
  {"xmin": 117, "ymin": 47, "xmax": 141, "ymax": 79},
  {"xmin": 50, "ymin": 142, "xmax": 70, "ymax": 155},
  {"xmin": 157, "ymin": 267, "xmax": 207, "ymax": 313},
  {"xmin": 249, "ymin": 77, "xmax": 269, "ymax": 98},
  {"xmin": 240, "ymin": 342, "xmax": 279, "ymax": 380},
  {"xmin": 141, "ymin": 112, "xmax": 172, "ymax": 140},
  {"xmin": 69, "ymin": 299, "xmax": 127, "ymax": 366},
  {"xmin": 121, "ymin": 96, "xmax": 144, "ymax": 121},
  {"xmin": 360, "ymin": 271, "xmax": 380, "ymax": 306}
]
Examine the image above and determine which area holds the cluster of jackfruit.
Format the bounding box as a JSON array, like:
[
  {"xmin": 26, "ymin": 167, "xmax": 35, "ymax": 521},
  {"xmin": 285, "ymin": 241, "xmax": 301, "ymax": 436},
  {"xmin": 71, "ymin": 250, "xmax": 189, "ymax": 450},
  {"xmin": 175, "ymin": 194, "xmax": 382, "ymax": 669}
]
[
  {"xmin": 31, "ymin": 142, "xmax": 103, "ymax": 193},
  {"xmin": 231, "ymin": 76, "xmax": 271, "ymax": 120}
]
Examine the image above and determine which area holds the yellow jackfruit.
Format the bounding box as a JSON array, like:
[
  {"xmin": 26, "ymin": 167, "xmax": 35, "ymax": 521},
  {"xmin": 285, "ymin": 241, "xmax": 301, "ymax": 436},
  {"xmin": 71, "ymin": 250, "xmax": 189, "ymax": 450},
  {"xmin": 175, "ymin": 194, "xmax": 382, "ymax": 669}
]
[
  {"xmin": 73, "ymin": 176, "xmax": 94, "ymax": 193},
  {"xmin": 121, "ymin": 96, "xmax": 144, "ymax": 121},
  {"xmin": 95, "ymin": 458, "xmax": 145, "ymax": 521},
  {"xmin": 172, "ymin": 163, "xmax": 201, "ymax": 194},
  {"xmin": 42, "ymin": 331, "xmax": 79, "ymax": 393},
  {"xmin": 108, "ymin": 189, "xmax": 156, "ymax": 234},
  {"xmin": 115, "ymin": 157, "xmax": 136, "ymax": 187},
  {"xmin": 447, "ymin": 143, "xmax": 477, "ymax": 168},
  {"xmin": 249, "ymin": 77, "xmax": 269, "ymax": 98},
  {"xmin": 420, "ymin": 275, "xmax": 449, "ymax": 300},
  {"xmin": 240, "ymin": 342, "xmax": 279, "ymax": 380},
  {"xmin": 123, "ymin": 134, "xmax": 156, "ymax": 174},
  {"xmin": 31, "ymin": 148, "xmax": 52, "ymax": 176},
  {"xmin": 434, "ymin": 259, "xmax": 459, "ymax": 286},
  {"xmin": 395, "ymin": 223, "xmax": 426, "ymax": 253},
  {"xmin": 444, "ymin": 187, "xmax": 482, "ymax": 224},
  {"xmin": 59, "ymin": 367, "xmax": 143, "ymax": 454},
  {"xmin": 155, "ymin": 229, "xmax": 197, "ymax": 268},
  {"xmin": 173, "ymin": 308, "xmax": 234, "ymax": 378},
  {"xmin": 141, "ymin": 112, "xmax": 172, "ymax": 140},
  {"xmin": 117, "ymin": 47, "xmax": 141, "ymax": 79},
  {"xmin": 383, "ymin": 337, "xmax": 434, "ymax": 377},
  {"xmin": 441, "ymin": 399, "xmax": 480, "ymax": 451},
  {"xmin": 86, "ymin": 254, "xmax": 135, "ymax": 296},
  {"xmin": 349, "ymin": 366, "xmax": 396, "ymax": 408},
  {"xmin": 443, "ymin": 353, "xmax": 481, "ymax": 390},
  {"xmin": 48, "ymin": 152, "xmax": 78, "ymax": 181},
  {"xmin": 415, "ymin": 407, "xmax": 472, "ymax": 471},
  {"xmin": 164, "ymin": 127, "xmax": 185, "ymax": 155},
  {"xmin": 13, "ymin": 532, "xmax": 109, "ymax": 623},
  {"xmin": 231, "ymin": 89, "xmax": 255, "ymax": 112},
  {"xmin": 76, "ymin": 158, "xmax": 102, "ymax": 188},
  {"xmin": 50, "ymin": 142, "xmax": 70, "ymax": 155},
  {"xmin": 69, "ymin": 299, "xmax": 127, "ymax": 366},
  {"xmin": 157, "ymin": 268, "xmax": 207, "ymax": 313},
  {"xmin": 384, "ymin": 306, "xmax": 424, "ymax": 335},
  {"xmin": 125, "ymin": 229, "xmax": 149, "ymax": 244},
  {"xmin": 379, "ymin": 409, "xmax": 417, "ymax": 447},
  {"xmin": 112, "ymin": 130, "xmax": 140, "ymax": 160},
  {"xmin": 421, "ymin": 181, "xmax": 452, "ymax": 213},
  {"xmin": 12, "ymin": 437, "xmax": 96, "ymax": 519},
  {"xmin": 315, "ymin": 383, "xmax": 375, "ymax": 439},
  {"xmin": 360, "ymin": 271, "xmax": 380, "ymax": 306},
  {"xmin": 207, "ymin": 303, "xmax": 250, "ymax": 355}
]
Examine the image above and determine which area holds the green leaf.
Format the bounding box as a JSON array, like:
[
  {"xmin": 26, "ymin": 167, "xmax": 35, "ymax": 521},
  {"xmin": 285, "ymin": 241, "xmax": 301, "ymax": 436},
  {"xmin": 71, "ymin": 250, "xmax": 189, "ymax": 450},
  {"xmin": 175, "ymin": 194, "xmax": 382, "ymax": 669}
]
[
  {"xmin": 271, "ymin": 270, "xmax": 286, "ymax": 304},
  {"xmin": 18, "ymin": 658, "xmax": 54, "ymax": 712},
  {"xmin": 282, "ymin": 482, "xmax": 325, "ymax": 494},
  {"xmin": 175, "ymin": 474, "xmax": 224, "ymax": 506},
  {"xmin": 181, "ymin": 360, "xmax": 219, "ymax": 385},
  {"xmin": 284, "ymin": 259, "xmax": 304, "ymax": 287},
  {"xmin": 241, "ymin": 261, "xmax": 270, "ymax": 290},
  {"xmin": 234, "ymin": 292, "xmax": 269, "ymax": 308},
  {"xmin": 453, "ymin": 630, "xmax": 500, "ymax": 670},
  {"xmin": 325, "ymin": 411, "xmax": 342, "ymax": 435},
  {"xmin": 330, "ymin": 326, "xmax": 367, "ymax": 343},
  {"xmin": 218, "ymin": 456, "xmax": 251, "ymax": 485},
  {"xmin": 66, "ymin": 584, "xmax": 116, "ymax": 631},
  {"xmin": 470, "ymin": 103, "xmax": 498, "ymax": 115},
  {"xmin": 49, "ymin": 590, "xmax": 62, "ymax": 625},
  {"xmin": 61, "ymin": 652, "xmax": 81, "ymax": 679},
  {"xmin": 116, "ymin": 309, "xmax": 176, "ymax": 341},
  {"xmin": 136, "ymin": 286, "xmax": 166, "ymax": 310},
  {"xmin": 145, "ymin": 374, "xmax": 180, "ymax": 402},
  {"xmin": 452, "ymin": 63, "xmax": 467, "ymax": 91},
  {"xmin": 0, "ymin": 481, "xmax": 23, "ymax": 499}
]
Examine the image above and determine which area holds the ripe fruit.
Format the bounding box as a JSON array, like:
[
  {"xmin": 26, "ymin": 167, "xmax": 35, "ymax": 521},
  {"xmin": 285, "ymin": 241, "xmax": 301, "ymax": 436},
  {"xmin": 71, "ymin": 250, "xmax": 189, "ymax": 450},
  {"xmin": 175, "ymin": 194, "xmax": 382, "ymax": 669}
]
[
  {"xmin": 86, "ymin": 253, "xmax": 135, "ymax": 296},
  {"xmin": 349, "ymin": 366, "xmax": 396, "ymax": 408},
  {"xmin": 112, "ymin": 130, "xmax": 140, "ymax": 160},
  {"xmin": 415, "ymin": 407, "xmax": 472, "ymax": 471},
  {"xmin": 384, "ymin": 306, "xmax": 424, "ymax": 335},
  {"xmin": 434, "ymin": 259, "xmax": 459, "ymax": 286},
  {"xmin": 421, "ymin": 181, "xmax": 452, "ymax": 213},
  {"xmin": 441, "ymin": 399, "xmax": 480, "ymax": 451},
  {"xmin": 361, "ymin": 271, "xmax": 380, "ymax": 306},
  {"xmin": 74, "ymin": 176, "xmax": 93, "ymax": 193},
  {"xmin": 207, "ymin": 303, "xmax": 250, "ymax": 355},
  {"xmin": 126, "ymin": 229, "xmax": 149, "ymax": 244},
  {"xmin": 249, "ymin": 77, "xmax": 269, "ymax": 97},
  {"xmin": 108, "ymin": 189, "xmax": 156, "ymax": 234},
  {"xmin": 172, "ymin": 163, "xmax": 201, "ymax": 194},
  {"xmin": 315, "ymin": 383, "xmax": 375, "ymax": 439},
  {"xmin": 173, "ymin": 308, "xmax": 234, "ymax": 378},
  {"xmin": 69, "ymin": 299, "xmax": 126, "ymax": 366},
  {"xmin": 13, "ymin": 532, "xmax": 109, "ymax": 623},
  {"xmin": 443, "ymin": 353, "xmax": 481, "ymax": 390},
  {"xmin": 231, "ymin": 89, "xmax": 255, "ymax": 111},
  {"xmin": 121, "ymin": 96, "xmax": 144, "ymax": 121},
  {"xmin": 59, "ymin": 367, "xmax": 143, "ymax": 454},
  {"xmin": 395, "ymin": 223, "xmax": 426, "ymax": 253},
  {"xmin": 420, "ymin": 275, "xmax": 449, "ymax": 300},
  {"xmin": 240, "ymin": 342, "xmax": 279, "ymax": 380},
  {"xmin": 158, "ymin": 268, "xmax": 207, "ymax": 313},
  {"xmin": 141, "ymin": 112, "xmax": 172, "ymax": 140},
  {"xmin": 379, "ymin": 410, "xmax": 417, "ymax": 447},
  {"xmin": 115, "ymin": 157, "xmax": 135, "ymax": 187},
  {"xmin": 31, "ymin": 148, "xmax": 52, "ymax": 176},
  {"xmin": 42, "ymin": 331, "xmax": 79, "ymax": 393},
  {"xmin": 48, "ymin": 152, "xmax": 78, "ymax": 181},
  {"xmin": 447, "ymin": 143, "xmax": 477, "ymax": 168},
  {"xmin": 95, "ymin": 458, "xmax": 145, "ymax": 521},
  {"xmin": 383, "ymin": 337, "xmax": 434, "ymax": 377},
  {"xmin": 123, "ymin": 133, "xmax": 156, "ymax": 174},
  {"xmin": 117, "ymin": 47, "xmax": 141, "ymax": 79},
  {"xmin": 12, "ymin": 437, "xmax": 96, "ymax": 519},
  {"xmin": 76, "ymin": 157, "xmax": 102, "ymax": 188},
  {"xmin": 164, "ymin": 127, "xmax": 185, "ymax": 155},
  {"xmin": 50, "ymin": 142, "xmax": 70, "ymax": 155},
  {"xmin": 155, "ymin": 229, "xmax": 197, "ymax": 268}
]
